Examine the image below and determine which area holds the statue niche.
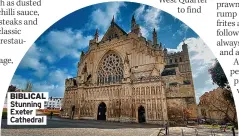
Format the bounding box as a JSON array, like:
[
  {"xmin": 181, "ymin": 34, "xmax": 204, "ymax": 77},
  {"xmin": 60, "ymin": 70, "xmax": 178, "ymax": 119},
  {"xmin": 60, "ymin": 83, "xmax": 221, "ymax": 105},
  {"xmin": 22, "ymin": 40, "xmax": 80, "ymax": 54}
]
[
  {"xmin": 123, "ymin": 53, "xmax": 131, "ymax": 79},
  {"xmin": 80, "ymin": 62, "xmax": 89, "ymax": 84}
]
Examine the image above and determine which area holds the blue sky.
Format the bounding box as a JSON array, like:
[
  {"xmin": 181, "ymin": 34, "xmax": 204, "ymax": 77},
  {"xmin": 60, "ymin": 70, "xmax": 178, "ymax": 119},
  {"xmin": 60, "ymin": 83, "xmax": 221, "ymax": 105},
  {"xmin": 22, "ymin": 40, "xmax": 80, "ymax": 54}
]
[{"xmin": 11, "ymin": 2, "xmax": 217, "ymax": 103}]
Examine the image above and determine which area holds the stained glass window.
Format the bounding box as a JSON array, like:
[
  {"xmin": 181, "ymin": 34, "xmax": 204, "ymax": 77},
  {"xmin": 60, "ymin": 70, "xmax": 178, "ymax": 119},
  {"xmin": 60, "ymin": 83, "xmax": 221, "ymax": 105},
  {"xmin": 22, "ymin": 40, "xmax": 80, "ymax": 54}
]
[{"xmin": 97, "ymin": 51, "xmax": 123, "ymax": 84}]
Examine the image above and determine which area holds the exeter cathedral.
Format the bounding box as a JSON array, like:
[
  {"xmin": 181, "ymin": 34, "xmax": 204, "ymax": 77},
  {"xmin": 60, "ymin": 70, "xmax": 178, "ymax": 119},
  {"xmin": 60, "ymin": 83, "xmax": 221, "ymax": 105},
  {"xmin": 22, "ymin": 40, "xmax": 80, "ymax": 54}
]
[{"xmin": 61, "ymin": 16, "xmax": 198, "ymax": 125}]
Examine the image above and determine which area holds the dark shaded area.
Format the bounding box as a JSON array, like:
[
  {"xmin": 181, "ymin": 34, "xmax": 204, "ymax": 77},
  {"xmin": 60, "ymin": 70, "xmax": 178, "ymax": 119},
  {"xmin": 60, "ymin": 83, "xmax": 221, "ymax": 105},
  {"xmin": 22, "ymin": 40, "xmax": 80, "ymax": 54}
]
[
  {"xmin": 8, "ymin": 85, "xmax": 16, "ymax": 92},
  {"xmin": 183, "ymin": 80, "xmax": 191, "ymax": 85},
  {"xmin": 97, "ymin": 102, "xmax": 106, "ymax": 120},
  {"xmin": 138, "ymin": 106, "xmax": 145, "ymax": 123},
  {"xmin": 1, "ymin": 112, "xmax": 7, "ymax": 119},
  {"xmin": 164, "ymin": 64, "xmax": 178, "ymax": 69},
  {"xmin": 208, "ymin": 59, "xmax": 228, "ymax": 89},
  {"xmin": 161, "ymin": 69, "xmax": 176, "ymax": 76},
  {"xmin": 169, "ymin": 82, "xmax": 178, "ymax": 86}
]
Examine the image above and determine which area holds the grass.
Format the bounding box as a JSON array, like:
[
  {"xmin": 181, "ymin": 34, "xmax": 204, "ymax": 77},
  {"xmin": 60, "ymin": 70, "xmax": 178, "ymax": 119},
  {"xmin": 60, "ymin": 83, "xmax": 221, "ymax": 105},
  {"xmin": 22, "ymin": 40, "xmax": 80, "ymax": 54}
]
[
  {"xmin": 202, "ymin": 124, "xmax": 220, "ymax": 129},
  {"xmin": 2, "ymin": 108, "xmax": 7, "ymax": 119},
  {"xmin": 2, "ymin": 111, "xmax": 7, "ymax": 119}
]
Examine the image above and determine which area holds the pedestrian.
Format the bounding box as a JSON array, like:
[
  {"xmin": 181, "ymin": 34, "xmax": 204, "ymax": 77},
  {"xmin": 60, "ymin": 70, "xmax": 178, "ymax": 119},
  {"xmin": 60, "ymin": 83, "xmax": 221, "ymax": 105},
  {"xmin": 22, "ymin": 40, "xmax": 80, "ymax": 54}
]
[
  {"xmin": 165, "ymin": 122, "xmax": 169, "ymax": 135},
  {"xmin": 232, "ymin": 127, "xmax": 235, "ymax": 136},
  {"xmin": 50, "ymin": 111, "xmax": 53, "ymax": 119}
]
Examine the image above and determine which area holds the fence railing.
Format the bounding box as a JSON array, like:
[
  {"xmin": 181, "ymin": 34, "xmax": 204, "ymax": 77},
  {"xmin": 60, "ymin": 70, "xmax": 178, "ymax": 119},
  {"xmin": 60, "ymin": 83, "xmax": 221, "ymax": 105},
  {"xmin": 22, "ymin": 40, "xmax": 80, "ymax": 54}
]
[{"xmin": 157, "ymin": 126, "xmax": 237, "ymax": 136}]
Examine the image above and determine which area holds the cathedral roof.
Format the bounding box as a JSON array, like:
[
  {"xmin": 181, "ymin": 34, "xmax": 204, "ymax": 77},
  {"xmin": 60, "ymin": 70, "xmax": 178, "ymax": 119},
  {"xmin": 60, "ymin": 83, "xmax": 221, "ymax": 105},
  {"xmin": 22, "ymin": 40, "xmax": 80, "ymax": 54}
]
[{"xmin": 101, "ymin": 20, "xmax": 127, "ymax": 42}]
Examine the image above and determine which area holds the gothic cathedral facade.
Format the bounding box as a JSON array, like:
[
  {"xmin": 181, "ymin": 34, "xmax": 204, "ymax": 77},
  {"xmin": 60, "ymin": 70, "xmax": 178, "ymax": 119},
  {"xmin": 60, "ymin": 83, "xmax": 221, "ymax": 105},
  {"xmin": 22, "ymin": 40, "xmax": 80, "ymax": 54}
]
[{"xmin": 61, "ymin": 16, "xmax": 198, "ymax": 125}]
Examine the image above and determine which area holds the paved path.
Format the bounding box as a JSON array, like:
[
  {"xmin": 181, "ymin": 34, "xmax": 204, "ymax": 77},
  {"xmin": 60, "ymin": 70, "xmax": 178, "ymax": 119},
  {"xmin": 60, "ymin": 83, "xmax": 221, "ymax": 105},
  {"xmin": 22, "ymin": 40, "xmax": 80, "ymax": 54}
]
[{"xmin": 1, "ymin": 118, "xmax": 237, "ymax": 136}]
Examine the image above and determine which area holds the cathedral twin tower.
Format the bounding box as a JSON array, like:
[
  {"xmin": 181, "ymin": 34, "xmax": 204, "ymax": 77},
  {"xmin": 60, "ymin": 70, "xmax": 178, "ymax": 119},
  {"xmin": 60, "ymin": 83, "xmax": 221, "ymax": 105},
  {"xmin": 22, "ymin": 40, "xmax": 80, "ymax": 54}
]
[{"xmin": 62, "ymin": 15, "xmax": 197, "ymax": 125}]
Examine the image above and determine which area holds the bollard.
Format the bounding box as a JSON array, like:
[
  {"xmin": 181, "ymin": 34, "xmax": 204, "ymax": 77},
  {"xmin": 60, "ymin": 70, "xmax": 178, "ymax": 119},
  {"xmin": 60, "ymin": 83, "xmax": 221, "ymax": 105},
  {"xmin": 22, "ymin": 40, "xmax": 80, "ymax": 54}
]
[
  {"xmin": 232, "ymin": 127, "xmax": 235, "ymax": 136},
  {"xmin": 181, "ymin": 129, "xmax": 184, "ymax": 136},
  {"xmin": 195, "ymin": 129, "xmax": 198, "ymax": 136},
  {"xmin": 211, "ymin": 130, "xmax": 215, "ymax": 136}
]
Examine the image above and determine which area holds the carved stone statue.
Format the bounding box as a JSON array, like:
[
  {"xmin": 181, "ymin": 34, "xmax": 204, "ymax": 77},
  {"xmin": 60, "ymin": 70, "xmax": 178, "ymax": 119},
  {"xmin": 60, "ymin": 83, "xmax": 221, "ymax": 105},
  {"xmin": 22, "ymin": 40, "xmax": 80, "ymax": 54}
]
[{"xmin": 124, "ymin": 53, "xmax": 131, "ymax": 79}]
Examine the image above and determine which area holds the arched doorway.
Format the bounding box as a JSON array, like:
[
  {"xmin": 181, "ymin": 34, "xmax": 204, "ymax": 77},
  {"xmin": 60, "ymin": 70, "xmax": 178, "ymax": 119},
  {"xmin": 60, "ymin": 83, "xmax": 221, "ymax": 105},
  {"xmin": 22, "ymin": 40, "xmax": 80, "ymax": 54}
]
[
  {"xmin": 138, "ymin": 105, "xmax": 146, "ymax": 123},
  {"xmin": 97, "ymin": 102, "xmax": 107, "ymax": 120}
]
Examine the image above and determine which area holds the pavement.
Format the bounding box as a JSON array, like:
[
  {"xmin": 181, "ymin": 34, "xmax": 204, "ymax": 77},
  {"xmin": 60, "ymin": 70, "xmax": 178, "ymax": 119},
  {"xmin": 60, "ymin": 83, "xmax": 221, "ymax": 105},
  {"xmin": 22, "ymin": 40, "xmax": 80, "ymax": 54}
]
[{"xmin": 1, "ymin": 117, "xmax": 238, "ymax": 136}]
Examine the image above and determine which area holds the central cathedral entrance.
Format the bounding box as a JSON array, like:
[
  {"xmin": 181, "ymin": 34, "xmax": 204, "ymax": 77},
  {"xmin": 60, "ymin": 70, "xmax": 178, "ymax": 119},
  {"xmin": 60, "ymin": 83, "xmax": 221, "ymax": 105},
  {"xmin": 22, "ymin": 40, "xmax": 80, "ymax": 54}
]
[
  {"xmin": 138, "ymin": 105, "xmax": 146, "ymax": 123},
  {"xmin": 97, "ymin": 102, "xmax": 107, "ymax": 120}
]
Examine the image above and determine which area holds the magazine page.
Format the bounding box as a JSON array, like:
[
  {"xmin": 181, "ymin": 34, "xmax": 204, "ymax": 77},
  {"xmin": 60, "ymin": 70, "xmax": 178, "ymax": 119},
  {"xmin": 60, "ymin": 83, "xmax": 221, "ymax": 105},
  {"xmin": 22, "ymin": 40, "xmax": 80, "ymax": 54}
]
[{"xmin": 0, "ymin": 0, "xmax": 238, "ymax": 135}]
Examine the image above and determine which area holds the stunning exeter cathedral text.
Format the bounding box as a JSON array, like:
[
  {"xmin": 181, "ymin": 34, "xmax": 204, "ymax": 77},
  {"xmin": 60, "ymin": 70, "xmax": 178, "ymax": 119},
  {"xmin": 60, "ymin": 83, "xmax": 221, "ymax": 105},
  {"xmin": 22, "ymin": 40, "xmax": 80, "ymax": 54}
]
[{"xmin": 61, "ymin": 16, "xmax": 198, "ymax": 125}]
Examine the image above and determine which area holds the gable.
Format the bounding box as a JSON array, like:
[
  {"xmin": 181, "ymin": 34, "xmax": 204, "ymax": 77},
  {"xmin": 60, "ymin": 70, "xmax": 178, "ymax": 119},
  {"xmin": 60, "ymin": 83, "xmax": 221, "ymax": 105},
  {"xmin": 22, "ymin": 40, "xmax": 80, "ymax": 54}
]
[
  {"xmin": 101, "ymin": 22, "xmax": 127, "ymax": 42},
  {"xmin": 151, "ymin": 67, "xmax": 159, "ymax": 76}
]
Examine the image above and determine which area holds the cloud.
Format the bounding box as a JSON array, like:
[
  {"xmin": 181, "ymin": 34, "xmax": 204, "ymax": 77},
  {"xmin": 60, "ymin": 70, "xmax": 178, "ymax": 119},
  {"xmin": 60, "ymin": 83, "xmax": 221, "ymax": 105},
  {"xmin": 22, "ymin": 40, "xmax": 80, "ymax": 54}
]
[
  {"xmin": 19, "ymin": 44, "xmax": 48, "ymax": 78},
  {"xmin": 11, "ymin": 75, "xmax": 28, "ymax": 90},
  {"xmin": 18, "ymin": 27, "xmax": 93, "ymax": 79},
  {"xmin": 33, "ymin": 82, "xmax": 64, "ymax": 97},
  {"xmin": 48, "ymin": 69, "xmax": 72, "ymax": 84},
  {"xmin": 172, "ymin": 23, "xmax": 190, "ymax": 39},
  {"xmin": 169, "ymin": 37, "xmax": 216, "ymax": 75},
  {"xmin": 167, "ymin": 37, "xmax": 215, "ymax": 64},
  {"xmin": 11, "ymin": 69, "xmax": 73, "ymax": 97},
  {"xmin": 45, "ymin": 28, "xmax": 93, "ymax": 59},
  {"xmin": 34, "ymin": 69, "xmax": 73, "ymax": 97},
  {"xmin": 134, "ymin": 5, "xmax": 161, "ymax": 38},
  {"xmin": 140, "ymin": 26, "xmax": 150, "ymax": 38},
  {"xmin": 89, "ymin": 2, "xmax": 126, "ymax": 30},
  {"xmin": 33, "ymin": 69, "xmax": 72, "ymax": 97},
  {"xmin": 135, "ymin": 5, "xmax": 145, "ymax": 19}
]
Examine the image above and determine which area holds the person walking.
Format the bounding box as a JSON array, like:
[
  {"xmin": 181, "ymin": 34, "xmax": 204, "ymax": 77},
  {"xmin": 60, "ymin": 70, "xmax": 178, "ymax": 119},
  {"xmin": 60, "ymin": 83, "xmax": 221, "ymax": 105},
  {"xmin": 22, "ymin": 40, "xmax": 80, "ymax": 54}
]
[{"xmin": 50, "ymin": 111, "xmax": 53, "ymax": 119}]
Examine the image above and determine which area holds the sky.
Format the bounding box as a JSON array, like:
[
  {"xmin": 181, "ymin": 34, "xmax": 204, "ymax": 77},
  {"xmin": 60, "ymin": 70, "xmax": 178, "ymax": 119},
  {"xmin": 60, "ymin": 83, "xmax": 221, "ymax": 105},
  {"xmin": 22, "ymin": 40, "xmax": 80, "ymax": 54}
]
[{"xmin": 11, "ymin": 2, "xmax": 217, "ymax": 103}]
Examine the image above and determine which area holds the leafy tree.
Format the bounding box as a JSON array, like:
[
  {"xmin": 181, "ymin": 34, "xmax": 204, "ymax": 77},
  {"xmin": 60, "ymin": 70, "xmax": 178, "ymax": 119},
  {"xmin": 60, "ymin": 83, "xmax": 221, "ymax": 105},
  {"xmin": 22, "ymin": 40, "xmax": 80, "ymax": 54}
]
[
  {"xmin": 8, "ymin": 85, "xmax": 16, "ymax": 92},
  {"xmin": 208, "ymin": 59, "xmax": 237, "ymax": 128},
  {"xmin": 183, "ymin": 108, "xmax": 192, "ymax": 120},
  {"xmin": 208, "ymin": 59, "xmax": 228, "ymax": 88},
  {"xmin": 208, "ymin": 59, "xmax": 234, "ymax": 105}
]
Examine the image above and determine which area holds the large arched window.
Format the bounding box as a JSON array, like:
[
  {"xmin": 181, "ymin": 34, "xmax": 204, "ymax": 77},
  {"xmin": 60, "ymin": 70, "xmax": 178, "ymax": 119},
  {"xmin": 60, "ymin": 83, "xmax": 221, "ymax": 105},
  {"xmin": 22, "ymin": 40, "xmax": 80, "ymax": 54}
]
[{"xmin": 97, "ymin": 51, "xmax": 123, "ymax": 84}]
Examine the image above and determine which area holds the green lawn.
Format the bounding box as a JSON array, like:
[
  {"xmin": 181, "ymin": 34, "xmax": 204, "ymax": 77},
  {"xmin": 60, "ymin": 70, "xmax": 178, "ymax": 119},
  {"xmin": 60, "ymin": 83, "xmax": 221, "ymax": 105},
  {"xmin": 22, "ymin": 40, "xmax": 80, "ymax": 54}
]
[{"xmin": 2, "ymin": 111, "xmax": 7, "ymax": 119}]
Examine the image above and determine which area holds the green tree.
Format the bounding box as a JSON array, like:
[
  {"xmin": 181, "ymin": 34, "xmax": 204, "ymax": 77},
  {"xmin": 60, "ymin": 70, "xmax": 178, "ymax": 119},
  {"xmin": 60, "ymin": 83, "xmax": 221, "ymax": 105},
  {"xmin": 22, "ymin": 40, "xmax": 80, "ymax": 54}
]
[
  {"xmin": 208, "ymin": 59, "xmax": 228, "ymax": 88},
  {"xmin": 209, "ymin": 59, "xmax": 237, "ymax": 127},
  {"xmin": 208, "ymin": 59, "xmax": 234, "ymax": 105}
]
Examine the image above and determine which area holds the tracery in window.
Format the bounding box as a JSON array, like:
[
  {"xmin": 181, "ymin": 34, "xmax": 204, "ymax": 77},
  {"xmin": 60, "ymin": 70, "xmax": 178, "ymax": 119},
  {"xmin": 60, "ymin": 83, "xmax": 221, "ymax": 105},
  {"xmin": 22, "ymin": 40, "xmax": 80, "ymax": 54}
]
[{"xmin": 97, "ymin": 51, "xmax": 123, "ymax": 84}]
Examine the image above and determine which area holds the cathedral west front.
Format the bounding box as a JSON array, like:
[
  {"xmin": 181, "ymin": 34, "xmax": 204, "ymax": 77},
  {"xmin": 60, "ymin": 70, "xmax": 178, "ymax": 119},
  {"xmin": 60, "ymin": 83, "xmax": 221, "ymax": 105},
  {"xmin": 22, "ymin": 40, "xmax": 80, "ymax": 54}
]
[{"xmin": 61, "ymin": 16, "xmax": 198, "ymax": 125}]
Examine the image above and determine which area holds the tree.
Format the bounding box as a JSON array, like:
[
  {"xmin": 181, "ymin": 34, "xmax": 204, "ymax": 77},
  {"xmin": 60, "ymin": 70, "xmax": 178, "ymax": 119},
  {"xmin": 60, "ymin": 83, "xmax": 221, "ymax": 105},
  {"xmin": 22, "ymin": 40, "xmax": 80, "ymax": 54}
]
[
  {"xmin": 200, "ymin": 88, "xmax": 237, "ymax": 126},
  {"xmin": 208, "ymin": 60, "xmax": 237, "ymax": 127},
  {"xmin": 183, "ymin": 108, "xmax": 192, "ymax": 121},
  {"xmin": 8, "ymin": 85, "xmax": 16, "ymax": 92},
  {"xmin": 208, "ymin": 59, "xmax": 234, "ymax": 105}
]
